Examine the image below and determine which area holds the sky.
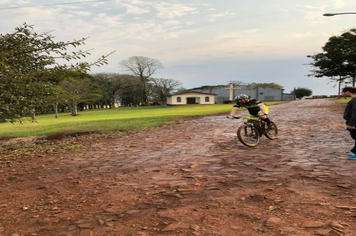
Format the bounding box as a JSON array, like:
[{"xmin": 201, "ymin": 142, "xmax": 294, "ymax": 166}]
[{"xmin": 1, "ymin": 0, "xmax": 356, "ymax": 95}]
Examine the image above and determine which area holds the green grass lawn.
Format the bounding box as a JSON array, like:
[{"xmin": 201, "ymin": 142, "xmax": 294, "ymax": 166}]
[
  {"xmin": 0, "ymin": 102, "xmax": 282, "ymax": 138},
  {"xmin": 334, "ymin": 97, "xmax": 350, "ymax": 104},
  {"xmin": 0, "ymin": 104, "xmax": 231, "ymax": 138}
]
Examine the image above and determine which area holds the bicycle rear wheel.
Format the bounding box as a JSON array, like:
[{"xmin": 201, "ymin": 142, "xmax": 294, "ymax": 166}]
[
  {"xmin": 237, "ymin": 124, "xmax": 260, "ymax": 147},
  {"xmin": 264, "ymin": 121, "xmax": 278, "ymax": 140}
]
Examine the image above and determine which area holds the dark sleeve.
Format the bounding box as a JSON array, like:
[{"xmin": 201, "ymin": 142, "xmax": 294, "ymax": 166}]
[
  {"xmin": 233, "ymin": 103, "xmax": 242, "ymax": 109},
  {"xmin": 251, "ymin": 99, "xmax": 263, "ymax": 105},
  {"xmin": 348, "ymin": 99, "xmax": 356, "ymax": 127}
]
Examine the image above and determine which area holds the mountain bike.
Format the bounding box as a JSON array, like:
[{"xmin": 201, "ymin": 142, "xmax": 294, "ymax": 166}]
[{"xmin": 227, "ymin": 116, "xmax": 278, "ymax": 147}]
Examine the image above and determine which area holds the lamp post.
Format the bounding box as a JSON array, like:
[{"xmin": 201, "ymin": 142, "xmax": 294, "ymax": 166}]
[{"xmin": 323, "ymin": 12, "xmax": 356, "ymax": 16}]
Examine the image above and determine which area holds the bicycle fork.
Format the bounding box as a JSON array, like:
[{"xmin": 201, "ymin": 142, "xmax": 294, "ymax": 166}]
[{"xmin": 247, "ymin": 121, "xmax": 264, "ymax": 137}]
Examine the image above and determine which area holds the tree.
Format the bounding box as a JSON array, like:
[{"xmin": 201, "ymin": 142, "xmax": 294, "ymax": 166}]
[
  {"xmin": 119, "ymin": 56, "xmax": 163, "ymax": 105},
  {"xmin": 151, "ymin": 78, "xmax": 182, "ymax": 104},
  {"xmin": 0, "ymin": 23, "xmax": 112, "ymax": 122},
  {"xmin": 175, "ymin": 87, "xmax": 189, "ymax": 94},
  {"xmin": 117, "ymin": 77, "xmax": 142, "ymax": 106},
  {"xmin": 249, "ymin": 82, "xmax": 284, "ymax": 89},
  {"xmin": 307, "ymin": 28, "xmax": 356, "ymax": 89},
  {"xmin": 292, "ymin": 87, "xmax": 312, "ymax": 99},
  {"xmin": 60, "ymin": 73, "xmax": 102, "ymax": 116},
  {"xmin": 228, "ymin": 81, "xmax": 246, "ymax": 86},
  {"xmin": 39, "ymin": 84, "xmax": 64, "ymax": 118},
  {"xmin": 52, "ymin": 86, "xmax": 64, "ymax": 119},
  {"xmin": 93, "ymin": 73, "xmax": 134, "ymax": 108}
]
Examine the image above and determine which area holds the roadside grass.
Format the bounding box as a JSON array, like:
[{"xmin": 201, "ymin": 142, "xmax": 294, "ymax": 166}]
[
  {"xmin": 334, "ymin": 97, "xmax": 350, "ymax": 104},
  {"xmin": 0, "ymin": 104, "xmax": 230, "ymax": 138},
  {"xmin": 0, "ymin": 102, "xmax": 282, "ymax": 138}
]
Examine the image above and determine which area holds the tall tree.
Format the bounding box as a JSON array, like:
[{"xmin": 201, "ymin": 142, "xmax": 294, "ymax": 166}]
[
  {"xmin": 307, "ymin": 28, "xmax": 356, "ymax": 88},
  {"xmin": 0, "ymin": 23, "xmax": 112, "ymax": 122},
  {"xmin": 151, "ymin": 78, "xmax": 182, "ymax": 104},
  {"xmin": 119, "ymin": 56, "xmax": 163, "ymax": 105}
]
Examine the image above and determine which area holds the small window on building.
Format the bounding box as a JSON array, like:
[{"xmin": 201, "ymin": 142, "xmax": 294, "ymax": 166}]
[
  {"xmin": 177, "ymin": 97, "xmax": 181, "ymax": 103},
  {"xmin": 205, "ymin": 96, "xmax": 210, "ymax": 102},
  {"xmin": 260, "ymin": 92, "xmax": 263, "ymax": 95}
]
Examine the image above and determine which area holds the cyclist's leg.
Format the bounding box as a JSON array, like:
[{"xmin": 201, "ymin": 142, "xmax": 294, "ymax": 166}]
[
  {"xmin": 249, "ymin": 114, "xmax": 260, "ymax": 125},
  {"xmin": 258, "ymin": 108, "xmax": 272, "ymax": 128}
]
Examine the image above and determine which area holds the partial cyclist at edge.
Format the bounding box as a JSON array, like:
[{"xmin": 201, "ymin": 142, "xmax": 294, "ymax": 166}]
[{"xmin": 228, "ymin": 94, "xmax": 273, "ymax": 129}]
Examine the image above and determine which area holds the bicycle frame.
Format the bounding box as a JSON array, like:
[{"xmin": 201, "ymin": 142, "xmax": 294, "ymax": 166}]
[
  {"xmin": 239, "ymin": 116, "xmax": 266, "ymax": 135},
  {"xmin": 230, "ymin": 115, "xmax": 278, "ymax": 147}
]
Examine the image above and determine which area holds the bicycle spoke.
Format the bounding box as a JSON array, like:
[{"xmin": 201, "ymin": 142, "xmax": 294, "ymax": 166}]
[
  {"xmin": 265, "ymin": 121, "xmax": 278, "ymax": 140},
  {"xmin": 237, "ymin": 124, "xmax": 260, "ymax": 147}
]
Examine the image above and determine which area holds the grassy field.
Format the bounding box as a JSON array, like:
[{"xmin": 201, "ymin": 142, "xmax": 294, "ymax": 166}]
[
  {"xmin": 0, "ymin": 104, "xmax": 231, "ymax": 138},
  {"xmin": 334, "ymin": 97, "xmax": 351, "ymax": 104},
  {"xmin": 0, "ymin": 102, "xmax": 283, "ymax": 138}
]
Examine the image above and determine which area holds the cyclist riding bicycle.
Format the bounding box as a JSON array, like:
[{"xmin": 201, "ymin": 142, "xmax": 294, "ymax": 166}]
[{"xmin": 228, "ymin": 94, "xmax": 272, "ymax": 129}]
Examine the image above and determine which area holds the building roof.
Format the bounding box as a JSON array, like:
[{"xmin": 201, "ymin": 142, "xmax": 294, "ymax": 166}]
[{"xmin": 168, "ymin": 91, "xmax": 217, "ymax": 97}]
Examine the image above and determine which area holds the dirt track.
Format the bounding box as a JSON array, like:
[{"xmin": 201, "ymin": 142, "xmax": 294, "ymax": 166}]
[{"xmin": 1, "ymin": 99, "xmax": 356, "ymax": 236}]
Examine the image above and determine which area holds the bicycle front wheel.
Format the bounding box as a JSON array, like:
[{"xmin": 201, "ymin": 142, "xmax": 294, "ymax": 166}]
[
  {"xmin": 264, "ymin": 121, "xmax": 278, "ymax": 140},
  {"xmin": 237, "ymin": 124, "xmax": 260, "ymax": 147}
]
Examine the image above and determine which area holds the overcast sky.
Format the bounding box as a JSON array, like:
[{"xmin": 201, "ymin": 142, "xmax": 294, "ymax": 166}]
[{"xmin": 2, "ymin": 0, "xmax": 356, "ymax": 95}]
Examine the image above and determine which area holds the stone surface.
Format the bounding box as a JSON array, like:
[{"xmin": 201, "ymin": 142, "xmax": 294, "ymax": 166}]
[{"xmin": 1, "ymin": 99, "xmax": 356, "ymax": 235}]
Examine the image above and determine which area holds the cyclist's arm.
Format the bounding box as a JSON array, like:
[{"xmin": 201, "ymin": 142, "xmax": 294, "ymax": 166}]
[
  {"xmin": 230, "ymin": 108, "xmax": 238, "ymax": 116},
  {"xmin": 258, "ymin": 104, "xmax": 268, "ymax": 114}
]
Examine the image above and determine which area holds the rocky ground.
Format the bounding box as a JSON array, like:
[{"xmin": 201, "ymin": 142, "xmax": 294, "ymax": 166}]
[{"xmin": 1, "ymin": 99, "xmax": 356, "ymax": 236}]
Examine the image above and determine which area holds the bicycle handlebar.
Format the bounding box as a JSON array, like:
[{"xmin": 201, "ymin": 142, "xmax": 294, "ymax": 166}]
[
  {"xmin": 227, "ymin": 116, "xmax": 259, "ymax": 120},
  {"xmin": 226, "ymin": 116, "xmax": 241, "ymax": 119}
]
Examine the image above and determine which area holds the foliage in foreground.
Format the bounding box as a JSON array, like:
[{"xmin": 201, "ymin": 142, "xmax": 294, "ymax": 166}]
[{"xmin": 0, "ymin": 23, "xmax": 111, "ymax": 123}]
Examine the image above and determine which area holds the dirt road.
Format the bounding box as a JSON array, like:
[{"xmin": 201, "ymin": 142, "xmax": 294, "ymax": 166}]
[{"xmin": 1, "ymin": 99, "xmax": 356, "ymax": 236}]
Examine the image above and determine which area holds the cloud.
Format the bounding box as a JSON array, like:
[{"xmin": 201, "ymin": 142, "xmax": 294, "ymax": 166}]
[
  {"xmin": 125, "ymin": 0, "xmax": 146, "ymax": 5},
  {"xmin": 92, "ymin": 13, "xmax": 122, "ymax": 28},
  {"xmin": 213, "ymin": 30, "xmax": 259, "ymax": 41},
  {"xmin": 164, "ymin": 20, "xmax": 181, "ymax": 26},
  {"xmin": 68, "ymin": 10, "xmax": 92, "ymax": 17},
  {"xmin": 163, "ymin": 20, "xmax": 182, "ymax": 30},
  {"xmin": 153, "ymin": 2, "xmax": 198, "ymax": 18},
  {"xmin": 210, "ymin": 12, "xmax": 236, "ymax": 18},
  {"xmin": 157, "ymin": 29, "xmax": 268, "ymax": 62},
  {"xmin": 125, "ymin": 4, "xmax": 149, "ymax": 15},
  {"xmin": 302, "ymin": 5, "xmax": 330, "ymax": 24},
  {"xmin": 0, "ymin": 0, "xmax": 12, "ymax": 5},
  {"xmin": 209, "ymin": 11, "xmax": 236, "ymax": 22},
  {"xmin": 104, "ymin": 20, "xmax": 194, "ymax": 42},
  {"xmin": 332, "ymin": 0, "xmax": 345, "ymax": 8},
  {"xmin": 16, "ymin": 0, "xmax": 31, "ymax": 6},
  {"xmin": 290, "ymin": 33, "xmax": 314, "ymax": 39}
]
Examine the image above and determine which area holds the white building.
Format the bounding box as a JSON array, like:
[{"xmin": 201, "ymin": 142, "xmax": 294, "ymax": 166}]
[{"xmin": 167, "ymin": 92, "xmax": 216, "ymax": 105}]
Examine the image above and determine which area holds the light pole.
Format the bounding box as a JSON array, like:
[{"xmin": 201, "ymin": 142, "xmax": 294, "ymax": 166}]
[{"xmin": 323, "ymin": 12, "xmax": 356, "ymax": 16}]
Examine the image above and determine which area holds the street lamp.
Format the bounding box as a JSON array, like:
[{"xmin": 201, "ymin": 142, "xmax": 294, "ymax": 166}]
[{"xmin": 323, "ymin": 12, "xmax": 356, "ymax": 16}]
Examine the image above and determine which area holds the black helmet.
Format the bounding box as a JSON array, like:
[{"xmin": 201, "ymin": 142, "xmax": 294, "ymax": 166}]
[{"xmin": 234, "ymin": 94, "xmax": 249, "ymax": 101}]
